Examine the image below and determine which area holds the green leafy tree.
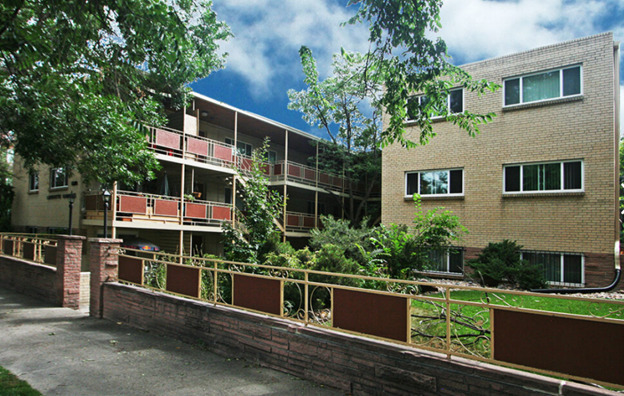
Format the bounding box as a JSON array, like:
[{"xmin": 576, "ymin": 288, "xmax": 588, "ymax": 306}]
[
  {"xmin": 222, "ymin": 139, "xmax": 284, "ymax": 263},
  {"xmin": 345, "ymin": 0, "xmax": 499, "ymax": 147},
  {"xmin": 0, "ymin": 0, "xmax": 230, "ymax": 185},
  {"xmin": 288, "ymin": 47, "xmax": 381, "ymax": 225}
]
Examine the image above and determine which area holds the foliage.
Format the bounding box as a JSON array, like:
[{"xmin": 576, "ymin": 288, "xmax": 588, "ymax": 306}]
[
  {"xmin": 371, "ymin": 223, "xmax": 421, "ymax": 278},
  {"xmin": 288, "ymin": 47, "xmax": 381, "ymax": 225},
  {"xmin": 309, "ymin": 214, "xmax": 374, "ymax": 265},
  {"xmin": 0, "ymin": 0, "xmax": 230, "ymax": 185},
  {"xmin": 222, "ymin": 139, "xmax": 285, "ymax": 263},
  {"xmin": 467, "ymin": 240, "xmax": 546, "ymax": 290},
  {"xmin": 0, "ymin": 366, "xmax": 41, "ymax": 396},
  {"xmin": 620, "ymin": 138, "xmax": 624, "ymax": 240},
  {"xmin": 0, "ymin": 178, "xmax": 12, "ymax": 231},
  {"xmin": 143, "ymin": 259, "xmax": 166, "ymax": 290},
  {"xmin": 345, "ymin": 0, "xmax": 499, "ymax": 148}
]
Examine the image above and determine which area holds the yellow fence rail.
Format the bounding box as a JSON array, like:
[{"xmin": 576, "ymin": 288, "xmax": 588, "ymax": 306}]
[{"xmin": 0, "ymin": 233, "xmax": 59, "ymax": 267}]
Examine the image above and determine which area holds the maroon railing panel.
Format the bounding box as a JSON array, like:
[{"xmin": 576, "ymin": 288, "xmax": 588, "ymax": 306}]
[
  {"xmin": 333, "ymin": 289, "xmax": 408, "ymax": 342},
  {"xmin": 493, "ymin": 309, "xmax": 624, "ymax": 386},
  {"xmin": 85, "ymin": 195, "xmax": 103, "ymax": 211},
  {"xmin": 214, "ymin": 145, "xmax": 233, "ymax": 162},
  {"xmin": 319, "ymin": 173, "xmax": 330, "ymax": 184},
  {"xmin": 154, "ymin": 199, "xmax": 178, "ymax": 217},
  {"xmin": 118, "ymin": 256, "xmax": 143, "ymax": 284},
  {"xmin": 155, "ymin": 129, "xmax": 180, "ymax": 150},
  {"xmin": 187, "ymin": 137, "xmax": 209, "ymax": 156},
  {"xmin": 166, "ymin": 265, "xmax": 200, "ymax": 298},
  {"xmin": 304, "ymin": 169, "xmax": 316, "ymax": 181},
  {"xmin": 303, "ymin": 216, "xmax": 315, "ymax": 228},
  {"xmin": 288, "ymin": 164, "xmax": 301, "ymax": 177},
  {"xmin": 2, "ymin": 240, "xmax": 13, "ymax": 255},
  {"xmin": 240, "ymin": 158, "xmax": 253, "ymax": 171},
  {"xmin": 233, "ymin": 274, "xmax": 281, "ymax": 315},
  {"xmin": 261, "ymin": 163, "xmax": 270, "ymax": 175},
  {"xmin": 273, "ymin": 164, "xmax": 282, "ymax": 176},
  {"xmin": 44, "ymin": 245, "xmax": 57, "ymax": 266},
  {"xmin": 22, "ymin": 242, "xmax": 35, "ymax": 261},
  {"xmin": 119, "ymin": 196, "xmax": 148, "ymax": 214},
  {"xmin": 332, "ymin": 176, "xmax": 343, "ymax": 188},
  {"xmin": 287, "ymin": 215, "xmax": 299, "ymax": 227},
  {"xmin": 185, "ymin": 202, "xmax": 207, "ymax": 219},
  {"xmin": 212, "ymin": 206, "xmax": 231, "ymax": 221}
]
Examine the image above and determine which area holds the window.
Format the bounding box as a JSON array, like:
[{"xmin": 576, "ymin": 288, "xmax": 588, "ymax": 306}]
[
  {"xmin": 504, "ymin": 65, "xmax": 581, "ymax": 106},
  {"xmin": 405, "ymin": 169, "xmax": 463, "ymax": 197},
  {"xmin": 427, "ymin": 248, "xmax": 463, "ymax": 274},
  {"xmin": 267, "ymin": 150, "xmax": 277, "ymax": 164},
  {"xmin": 49, "ymin": 167, "xmax": 68, "ymax": 189},
  {"xmin": 225, "ymin": 138, "xmax": 252, "ymax": 156},
  {"xmin": 407, "ymin": 88, "xmax": 463, "ymax": 120},
  {"xmin": 28, "ymin": 171, "xmax": 39, "ymax": 192},
  {"xmin": 522, "ymin": 251, "xmax": 583, "ymax": 285},
  {"xmin": 503, "ymin": 160, "xmax": 582, "ymax": 193}
]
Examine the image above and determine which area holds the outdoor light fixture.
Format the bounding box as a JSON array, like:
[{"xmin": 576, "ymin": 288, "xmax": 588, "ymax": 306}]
[
  {"xmin": 68, "ymin": 196, "xmax": 74, "ymax": 236},
  {"xmin": 102, "ymin": 189, "xmax": 111, "ymax": 238}
]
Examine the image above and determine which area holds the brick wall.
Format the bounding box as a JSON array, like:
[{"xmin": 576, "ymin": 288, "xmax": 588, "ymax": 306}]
[
  {"xmin": 102, "ymin": 282, "xmax": 616, "ymax": 396},
  {"xmin": 0, "ymin": 256, "xmax": 57, "ymax": 303},
  {"xmin": 382, "ymin": 33, "xmax": 619, "ymax": 288}
]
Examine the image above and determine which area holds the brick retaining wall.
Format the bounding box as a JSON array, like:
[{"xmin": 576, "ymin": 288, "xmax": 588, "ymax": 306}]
[
  {"xmin": 0, "ymin": 256, "xmax": 57, "ymax": 303},
  {"xmin": 102, "ymin": 282, "xmax": 616, "ymax": 395}
]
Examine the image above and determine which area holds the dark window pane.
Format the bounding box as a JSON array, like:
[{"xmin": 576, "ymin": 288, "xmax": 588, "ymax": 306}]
[
  {"xmin": 449, "ymin": 89, "xmax": 463, "ymax": 113},
  {"xmin": 505, "ymin": 166, "xmax": 520, "ymax": 192},
  {"xmin": 544, "ymin": 163, "xmax": 561, "ymax": 190},
  {"xmin": 523, "ymin": 164, "xmax": 539, "ymax": 191},
  {"xmin": 563, "ymin": 67, "xmax": 581, "ymax": 96},
  {"xmin": 406, "ymin": 97, "xmax": 419, "ymax": 120},
  {"xmin": 564, "ymin": 161, "xmax": 582, "ymax": 190},
  {"xmin": 420, "ymin": 171, "xmax": 434, "ymax": 195},
  {"xmin": 563, "ymin": 255, "xmax": 582, "ymax": 284},
  {"xmin": 406, "ymin": 173, "xmax": 419, "ymax": 195},
  {"xmin": 428, "ymin": 250, "xmax": 447, "ymax": 271},
  {"xmin": 526, "ymin": 252, "xmax": 561, "ymax": 282},
  {"xmin": 504, "ymin": 79, "xmax": 520, "ymax": 105},
  {"xmin": 449, "ymin": 170, "xmax": 463, "ymax": 194},
  {"xmin": 449, "ymin": 249, "xmax": 463, "ymax": 273}
]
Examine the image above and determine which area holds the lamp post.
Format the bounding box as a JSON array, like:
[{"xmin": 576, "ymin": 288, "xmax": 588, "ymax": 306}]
[
  {"xmin": 102, "ymin": 189, "xmax": 111, "ymax": 238},
  {"xmin": 68, "ymin": 196, "xmax": 74, "ymax": 235}
]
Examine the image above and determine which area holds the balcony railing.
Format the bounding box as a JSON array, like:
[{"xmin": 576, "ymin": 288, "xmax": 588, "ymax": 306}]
[
  {"xmin": 283, "ymin": 211, "xmax": 317, "ymax": 232},
  {"xmin": 0, "ymin": 234, "xmax": 58, "ymax": 266},
  {"xmin": 270, "ymin": 160, "xmax": 348, "ymax": 193}
]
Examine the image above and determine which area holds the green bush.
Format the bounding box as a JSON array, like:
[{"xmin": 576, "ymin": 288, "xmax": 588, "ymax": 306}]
[
  {"xmin": 467, "ymin": 240, "xmax": 547, "ymax": 290},
  {"xmin": 310, "ymin": 215, "xmax": 374, "ymax": 266}
]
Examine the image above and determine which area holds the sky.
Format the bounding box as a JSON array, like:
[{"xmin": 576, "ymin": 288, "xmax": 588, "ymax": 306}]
[{"xmin": 190, "ymin": 0, "xmax": 624, "ymax": 137}]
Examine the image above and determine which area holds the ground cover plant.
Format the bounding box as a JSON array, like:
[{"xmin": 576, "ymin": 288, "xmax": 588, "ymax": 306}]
[{"xmin": 0, "ymin": 366, "xmax": 41, "ymax": 396}]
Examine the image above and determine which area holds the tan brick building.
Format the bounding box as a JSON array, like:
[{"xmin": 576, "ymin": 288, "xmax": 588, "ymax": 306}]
[{"xmin": 382, "ymin": 33, "xmax": 621, "ymax": 287}]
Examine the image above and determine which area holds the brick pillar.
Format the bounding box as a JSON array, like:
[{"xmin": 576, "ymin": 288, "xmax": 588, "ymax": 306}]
[
  {"xmin": 89, "ymin": 238, "xmax": 122, "ymax": 318},
  {"xmin": 55, "ymin": 235, "xmax": 86, "ymax": 309}
]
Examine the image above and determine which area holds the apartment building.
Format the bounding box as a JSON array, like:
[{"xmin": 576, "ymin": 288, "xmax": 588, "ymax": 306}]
[
  {"xmin": 11, "ymin": 93, "xmax": 367, "ymax": 256},
  {"xmin": 382, "ymin": 33, "xmax": 621, "ymax": 287}
]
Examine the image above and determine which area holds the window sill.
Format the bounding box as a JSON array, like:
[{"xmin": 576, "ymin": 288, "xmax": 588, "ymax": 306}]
[
  {"xmin": 405, "ymin": 195, "xmax": 464, "ymax": 201},
  {"xmin": 49, "ymin": 186, "xmax": 69, "ymax": 192},
  {"xmin": 502, "ymin": 191, "xmax": 584, "ymax": 198},
  {"xmin": 405, "ymin": 113, "xmax": 462, "ymax": 126},
  {"xmin": 502, "ymin": 95, "xmax": 583, "ymax": 112},
  {"xmin": 28, "ymin": 190, "xmax": 39, "ymax": 194}
]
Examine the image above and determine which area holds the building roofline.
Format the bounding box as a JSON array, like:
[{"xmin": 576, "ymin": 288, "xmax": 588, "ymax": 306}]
[
  {"xmin": 191, "ymin": 91, "xmax": 323, "ymax": 142},
  {"xmin": 458, "ymin": 32, "xmax": 614, "ymax": 68}
]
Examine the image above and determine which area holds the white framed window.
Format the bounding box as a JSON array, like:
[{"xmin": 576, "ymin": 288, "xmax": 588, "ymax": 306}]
[
  {"xmin": 405, "ymin": 168, "xmax": 463, "ymax": 197},
  {"xmin": 225, "ymin": 138, "xmax": 252, "ymax": 156},
  {"xmin": 267, "ymin": 150, "xmax": 277, "ymax": 164},
  {"xmin": 407, "ymin": 88, "xmax": 463, "ymax": 121},
  {"xmin": 427, "ymin": 248, "xmax": 464, "ymax": 274},
  {"xmin": 503, "ymin": 160, "xmax": 583, "ymax": 194},
  {"xmin": 49, "ymin": 167, "xmax": 68, "ymax": 189},
  {"xmin": 522, "ymin": 251, "xmax": 584, "ymax": 286},
  {"xmin": 28, "ymin": 171, "xmax": 39, "ymax": 192},
  {"xmin": 503, "ymin": 65, "xmax": 582, "ymax": 106}
]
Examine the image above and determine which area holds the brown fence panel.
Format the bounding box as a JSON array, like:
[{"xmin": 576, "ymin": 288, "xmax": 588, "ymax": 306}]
[
  {"xmin": 493, "ymin": 309, "xmax": 624, "ymax": 386},
  {"xmin": 22, "ymin": 242, "xmax": 35, "ymax": 261},
  {"xmin": 233, "ymin": 274, "xmax": 281, "ymax": 315},
  {"xmin": 2, "ymin": 239, "xmax": 13, "ymax": 255},
  {"xmin": 333, "ymin": 289, "xmax": 408, "ymax": 342},
  {"xmin": 119, "ymin": 256, "xmax": 143, "ymax": 284},
  {"xmin": 166, "ymin": 265, "xmax": 200, "ymax": 298},
  {"xmin": 154, "ymin": 199, "xmax": 178, "ymax": 217},
  {"xmin": 119, "ymin": 195, "xmax": 148, "ymax": 214},
  {"xmin": 44, "ymin": 245, "xmax": 57, "ymax": 266}
]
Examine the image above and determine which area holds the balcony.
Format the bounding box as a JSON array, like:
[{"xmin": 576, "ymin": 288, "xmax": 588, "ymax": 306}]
[{"xmin": 270, "ymin": 160, "xmax": 348, "ymax": 193}]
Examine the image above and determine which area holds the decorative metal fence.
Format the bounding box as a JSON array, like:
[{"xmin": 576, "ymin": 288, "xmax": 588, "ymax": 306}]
[
  {"xmin": 0, "ymin": 234, "xmax": 58, "ymax": 267},
  {"xmin": 116, "ymin": 249, "xmax": 624, "ymax": 389}
]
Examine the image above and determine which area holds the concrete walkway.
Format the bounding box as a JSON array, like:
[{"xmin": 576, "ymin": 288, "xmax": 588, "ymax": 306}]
[{"xmin": 0, "ymin": 287, "xmax": 342, "ymax": 395}]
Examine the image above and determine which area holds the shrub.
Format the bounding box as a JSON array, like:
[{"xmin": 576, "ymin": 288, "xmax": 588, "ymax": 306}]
[
  {"xmin": 310, "ymin": 215, "xmax": 374, "ymax": 266},
  {"xmin": 467, "ymin": 240, "xmax": 547, "ymax": 290}
]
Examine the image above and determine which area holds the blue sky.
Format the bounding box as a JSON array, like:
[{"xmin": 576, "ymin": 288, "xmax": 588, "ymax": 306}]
[{"xmin": 190, "ymin": 0, "xmax": 624, "ymax": 137}]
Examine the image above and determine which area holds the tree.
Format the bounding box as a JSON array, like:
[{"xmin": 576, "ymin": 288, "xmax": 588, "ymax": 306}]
[
  {"xmin": 288, "ymin": 47, "xmax": 381, "ymax": 225},
  {"xmin": 222, "ymin": 139, "xmax": 285, "ymax": 264},
  {"xmin": 0, "ymin": 0, "xmax": 230, "ymax": 185},
  {"xmin": 345, "ymin": 0, "xmax": 499, "ymax": 148}
]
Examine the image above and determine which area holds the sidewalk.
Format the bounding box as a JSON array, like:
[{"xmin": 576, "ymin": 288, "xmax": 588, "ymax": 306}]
[{"xmin": 0, "ymin": 287, "xmax": 341, "ymax": 395}]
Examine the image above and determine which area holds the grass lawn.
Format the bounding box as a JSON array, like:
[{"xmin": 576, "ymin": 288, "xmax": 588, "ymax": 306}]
[{"xmin": 0, "ymin": 366, "xmax": 41, "ymax": 396}]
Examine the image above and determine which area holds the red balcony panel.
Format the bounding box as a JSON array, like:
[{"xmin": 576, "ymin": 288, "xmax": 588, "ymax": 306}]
[
  {"xmin": 304, "ymin": 168, "xmax": 316, "ymax": 181},
  {"xmin": 288, "ymin": 164, "xmax": 301, "ymax": 177},
  {"xmin": 154, "ymin": 199, "xmax": 178, "ymax": 217},
  {"xmin": 185, "ymin": 202, "xmax": 207, "ymax": 219},
  {"xmin": 119, "ymin": 195, "xmax": 148, "ymax": 214},
  {"xmin": 214, "ymin": 144, "xmax": 233, "ymax": 162},
  {"xmin": 332, "ymin": 176, "xmax": 343, "ymax": 188},
  {"xmin": 287, "ymin": 214, "xmax": 300, "ymax": 227},
  {"xmin": 187, "ymin": 137, "xmax": 209, "ymax": 156},
  {"xmin": 240, "ymin": 158, "xmax": 253, "ymax": 171},
  {"xmin": 166, "ymin": 265, "xmax": 200, "ymax": 298},
  {"xmin": 273, "ymin": 164, "xmax": 282, "ymax": 175},
  {"xmin": 319, "ymin": 173, "xmax": 330, "ymax": 184},
  {"xmin": 212, "ymin": 206, "xmax": 231, "ymax": 221},
  {"xmin": 155, "ymin": 129, "xmax": 180, "ymax": 150},
  {"xmin": 303, "ymin": 216, "xmax": 315, "ymax": 228}
]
